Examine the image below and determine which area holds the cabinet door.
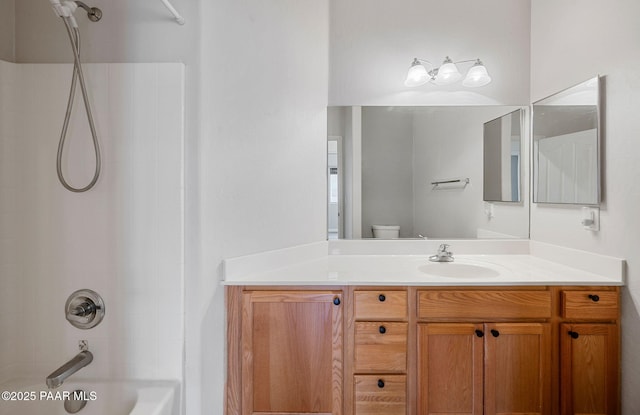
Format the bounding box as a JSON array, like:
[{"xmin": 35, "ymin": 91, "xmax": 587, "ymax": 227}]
[
  {"xmin": 242, "ymin": 291, "xmax": 343, "ymax": 415},
  {"xmin": 484, "ymin": 323, "xmax": 551, "ymax": 415},
  {"xmin": 560, "ymin": 324, "xmax": 619, "ymax": 415},
  {"xmin": 417, "ymin": 324, "xmax": 483, "ymax": 415}
]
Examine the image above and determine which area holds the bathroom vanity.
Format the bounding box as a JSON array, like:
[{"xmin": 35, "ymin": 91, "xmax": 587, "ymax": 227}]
[{"xmin": 224, "ymin": 241, "xmax": 623, "ymax": 415}]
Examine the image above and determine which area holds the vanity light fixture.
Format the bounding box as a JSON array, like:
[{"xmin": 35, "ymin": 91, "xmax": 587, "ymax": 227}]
[{"xmin": 404, "ymin": 56, "xmax": 492, "ymax": 88}]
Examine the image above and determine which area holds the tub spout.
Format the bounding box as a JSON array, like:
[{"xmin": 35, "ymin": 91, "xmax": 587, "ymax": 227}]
[{"xmin": 46, "ymin": 351, "xmax": 93, "ymax": 389}]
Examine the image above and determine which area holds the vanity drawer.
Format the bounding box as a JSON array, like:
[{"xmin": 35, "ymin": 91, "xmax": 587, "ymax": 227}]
[
  {"xmin": 355, "ymin": 322, "xmax": 407, "ymax": 372},
  {"xmin": 418, "ymin": 290, "xmax": 552, "ymax": 320},
  {"xmin": 562, "ymin": 290, "xmax": 618, "ymax": 320},
  {"xmin": 354, "ymin": 290, "xmax": 407, "ymax": 320},
  {"xmin": 354, "ymin": 375, "xmax": 406, "ymax": 415}
]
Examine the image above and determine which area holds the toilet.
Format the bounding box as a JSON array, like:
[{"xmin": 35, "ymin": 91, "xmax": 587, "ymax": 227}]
[{"xmin": 371, "ymin": 225, "xmax": 400, "ymax": 239}]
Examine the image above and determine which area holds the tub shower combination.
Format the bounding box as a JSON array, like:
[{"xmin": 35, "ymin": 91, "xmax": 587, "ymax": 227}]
[{"xmin": 0, "ymin": 2, "xmax": 182, "ymax": 414}]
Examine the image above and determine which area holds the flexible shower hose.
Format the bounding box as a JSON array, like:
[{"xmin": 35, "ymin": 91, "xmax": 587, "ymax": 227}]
[{"xmin": 57, "ymin": 16, "xmax": 101, "ymax": 192}]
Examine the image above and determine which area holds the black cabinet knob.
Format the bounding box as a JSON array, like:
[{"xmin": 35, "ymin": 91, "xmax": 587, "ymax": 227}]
[
  {"xmin": 377, "ymin": 379, "xmax": 385, "ymax": 388},
  {"xmin": 333, "ymin": 297, "xmax": 340, "ymax": 306},
  {"xmin": 568, "ymin": 330, "xmax": 579, "ymax": 339},
  {"xmin": 379, "ymin": 326, "xmax": 386, "ymax": 334},
  {"xmin": 491, "ymin": 329, "xmax": 500, "ymax": 337},
  {"xmin": 378, "ymin": 294, "xmax": 386, "ymax": 302},
  {"xmin": 588, "ymin": 294, "xmax": 600, "ymax": 302},
  {"xmin": 475, "ymin": 329, "xmax": 484, "ymax": 338}
]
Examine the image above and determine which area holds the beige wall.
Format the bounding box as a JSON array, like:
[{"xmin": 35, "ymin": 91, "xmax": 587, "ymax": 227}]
[
  {"xmin": 0, "ymin": 0, "xmax": 14, "ymax": 61},
  {"xmin": 14, "ymin": 0, "xmax": 197, "ymax": 63}
]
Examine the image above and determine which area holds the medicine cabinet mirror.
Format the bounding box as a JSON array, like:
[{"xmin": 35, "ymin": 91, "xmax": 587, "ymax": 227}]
[
  {"xmin": 327, "ymin": 106, "xmax": 530, "ymax": 240},
  {"xmin": 532, "ymin": 76, "xmax": 601, "ymax": 205},
  {"xmin": 483, "ymin": 109, "xmax": 523, "ymax": 203}
]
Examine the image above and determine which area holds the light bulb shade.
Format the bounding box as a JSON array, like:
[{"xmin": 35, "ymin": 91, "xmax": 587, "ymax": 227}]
[
  {"xmin": 404, "ymin": 59, "xmax": 429, "ymax": 87},
  {"xmin": 433, "ymin": 57, "xmax": 462, "ymax": 85},
  {"xmin": 462, "ymin": 61, "xmax": 492, "ymax": 87}
]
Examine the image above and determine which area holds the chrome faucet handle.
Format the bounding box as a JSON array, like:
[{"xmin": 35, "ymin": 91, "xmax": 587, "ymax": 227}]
[
  {"xmin": 65, "ymin": 289, "xmax": 105, "ymax": 329},
  {"xmin": 438, "ymin": 243, "xmax": 450, "ymax": 253}
]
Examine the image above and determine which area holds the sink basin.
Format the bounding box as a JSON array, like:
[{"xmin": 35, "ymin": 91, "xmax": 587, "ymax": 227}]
[{"xmin": 418, "ymin": 262, "xmax": 501, "ymax": 278}]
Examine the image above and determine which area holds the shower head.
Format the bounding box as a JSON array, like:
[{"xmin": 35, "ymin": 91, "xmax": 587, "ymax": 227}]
[{"xmin": 74, "ymin": 1, "xmax": 102, "ymax": 22}]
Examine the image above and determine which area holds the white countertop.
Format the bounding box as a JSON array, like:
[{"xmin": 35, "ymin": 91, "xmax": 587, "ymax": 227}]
[{"xmin": 222, "ymin": 240, "xmax": 625, "ymax": 286}]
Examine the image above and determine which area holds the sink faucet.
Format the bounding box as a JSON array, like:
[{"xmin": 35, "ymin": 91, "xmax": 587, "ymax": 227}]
[
  {"xmin": 46, "ymin": 350, "xmax": 93, "ymax": 389},
  {"xmin": 429, "ymin": 244, "xmax": 454, "ymax": 262}
]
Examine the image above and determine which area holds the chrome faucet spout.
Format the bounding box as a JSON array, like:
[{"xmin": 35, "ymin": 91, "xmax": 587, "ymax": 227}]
[{"xmin": 46, "ymin": 350, "xmax": 93, "ymax": 389}]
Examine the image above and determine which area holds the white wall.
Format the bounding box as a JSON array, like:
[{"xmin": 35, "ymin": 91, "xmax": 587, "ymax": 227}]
[
  {"xmin": 361, "ymin": 108, "xmax": 414, "ymax": 238},
  {"xmin": 0, "ymin": 0, "xmax": 14, "ymax": 61},
  {"xmin": 531, "ymin": 1, "xmax": 640, "ymax": 412},
  {"xmin": 329, "ymin": 0, "xmax": 531, "ymax": 106},
  {"xmin": 196, "ymin": 1, "xmax": 329, "ymax": 414},
  {"xmin": 412, "ymin": 106, "xmax": 528, "ymax": 239},
  {"xmin": 0, "ymin": 62, "xmax": 183, "ymax": 381}
]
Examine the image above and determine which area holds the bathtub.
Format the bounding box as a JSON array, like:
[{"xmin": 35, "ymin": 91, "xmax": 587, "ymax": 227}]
[{"xmin": 0, "ymin": 379, "xmax": 179, "ymax": 415}]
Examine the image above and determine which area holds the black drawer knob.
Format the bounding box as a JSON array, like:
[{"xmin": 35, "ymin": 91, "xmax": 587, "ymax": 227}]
[
  {"xmin": 475, "ymin": 329, "xmax": 484, "ymax": 338},
  {"xmin": 378, "ymin": 294, "xmax": 386, "ymax": 302},
  {"xmin": 379, "ymin": 326, "xmax": 386, "ymax": 334},
  {"xmin": 491, "ymin": 329, "xmax": 500, "ymax": 337},
  {"xmin": 568, "ymin": 330, "xmax": 579, "ymax": 339},
  {"xmin": 588, "ymin": 294, "xmax": 600, "ymax": 302},
  {"xmin": 377, "ymin": 379, "xmax": 385, "ymax": 388},
  {"xmin": 333, "ymin": 297, "xmax": 340, "ymax": 306}
]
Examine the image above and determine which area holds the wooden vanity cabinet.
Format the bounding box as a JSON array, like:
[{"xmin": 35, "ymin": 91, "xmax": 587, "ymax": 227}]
[
  {"xmin": 350, "ymin": 289, "xmax": 409, "ymax": 415},
  {"xmin": 227, "ymin": 287, "xmax": 344, "ymax": 415},
  {"xmin": 226, "ymin": 285, "xmax": 620, "ymax": 415},
  {"xmin": 558, "ymin": 289, "xmax": 620, "ymax": 415},
  {"xmin": 416, "ymin": 290, "xmax": 552, "ymax": 415}
]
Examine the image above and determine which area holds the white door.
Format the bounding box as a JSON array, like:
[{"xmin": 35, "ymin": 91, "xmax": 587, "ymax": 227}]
[{"xmin": 328, "ymin": 136, "xmax": 343, "ymax": 239}]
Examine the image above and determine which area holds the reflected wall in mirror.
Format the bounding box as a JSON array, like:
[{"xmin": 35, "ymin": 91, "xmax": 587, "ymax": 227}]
[
  {"xmin": 533, "ymin": 76, "xmax": 600, "ymax": 205},
  {"xmin": 483, "ymin": 109, "xmax": 523, "ymax": 203},
  {"xmin": 327, "ymin": 106, "xmax": 530, "ymax": 240}
]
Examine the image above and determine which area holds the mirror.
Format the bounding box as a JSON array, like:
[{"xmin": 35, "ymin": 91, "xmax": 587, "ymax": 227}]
[
  {"xmin": 327, "ymin": 106, "xmax": 529, "ymax": 240},
  {"xmin": 483, "ymin": 109, "xmax": 523, "ymax": 202},
  {"xmin": 532, "ymin": 77, "xmax": 600, "ymax": 205}
]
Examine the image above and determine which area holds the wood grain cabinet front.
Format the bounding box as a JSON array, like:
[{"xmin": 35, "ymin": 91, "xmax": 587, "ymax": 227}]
[
  {"xmin": 354, "ymin": 375, "xmax": 407, "ymax": 415},
  {"xmin": 226, "ymin": 285, "xmax": 620, "ymax": 415},
  {"xmin": 561, "ymin": 290, "xmax": 619, "ymax": 320},
  {"xmin": 351, "ymin": 290, "xmax": 408, "ymax": 415},
  {"xmin": 418, "ymin": 322, "xmax": 551, "ymax": 415},
  {"xmin": 418, "ymin": 290, "xmax": 552, "ymax": 320},
  {"xmin": 560, "ymin": 323, "xmax": 619, "ymax": 415},
  {"xmin": 354, "ymin": 290, "xmax": 407, "ymax": 320},
  {"xmin": 238, "ymin": 290, "xmax": 344, "ymax": 415},
  {"xmin": 354, "ymin": 322, "xmax": 407, "ymax": 373}
]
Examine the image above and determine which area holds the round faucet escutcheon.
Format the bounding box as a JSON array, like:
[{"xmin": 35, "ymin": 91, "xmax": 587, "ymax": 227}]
[{"xmin": 65, "ymin": 289, "xmax": 105, "ymax": 329}]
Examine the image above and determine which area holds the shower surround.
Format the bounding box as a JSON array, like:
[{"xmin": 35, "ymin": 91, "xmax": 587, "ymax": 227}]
[{"xmin": 0, "ymin": 61, "xmax": 184, "ymax": 386}]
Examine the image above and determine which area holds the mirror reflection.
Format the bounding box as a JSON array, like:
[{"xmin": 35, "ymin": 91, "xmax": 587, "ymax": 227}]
[
  {"xmin": 328, "ymin": 106, "xmax": 529, "ymax": 240},
  {"xmin": 483, "ymin": 109, "xmax": 523, "ymax": 203},
  {"xmin": 533, "ymin": 77, "xmax": 600, "ymax": 205}
]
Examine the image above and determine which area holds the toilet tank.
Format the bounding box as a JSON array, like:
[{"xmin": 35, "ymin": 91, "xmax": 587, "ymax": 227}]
[{"xmin": 371, "ymin": 225, "xmax": 400, "ymax": 239}]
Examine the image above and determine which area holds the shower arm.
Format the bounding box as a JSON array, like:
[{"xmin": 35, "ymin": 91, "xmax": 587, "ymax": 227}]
[
  {"xmin": 51, "ymin": 0, "xmax": 183, "ymax": 25},
  {"xmin": 50, "ymin": 0, "xmax": 102, "ymax": 23}
]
